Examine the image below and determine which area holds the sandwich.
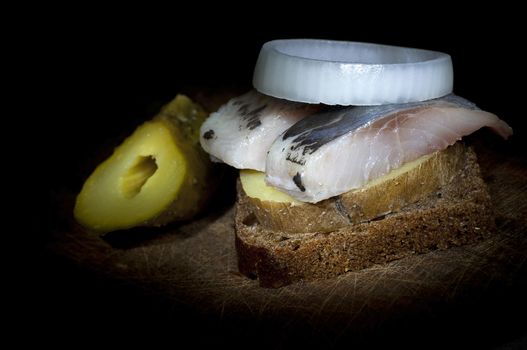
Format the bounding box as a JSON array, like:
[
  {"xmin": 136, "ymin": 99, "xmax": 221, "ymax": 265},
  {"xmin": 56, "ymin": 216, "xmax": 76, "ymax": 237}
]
[{"xmin": 199, "ymin": 39, "xmax": 513, "ymax": 287}]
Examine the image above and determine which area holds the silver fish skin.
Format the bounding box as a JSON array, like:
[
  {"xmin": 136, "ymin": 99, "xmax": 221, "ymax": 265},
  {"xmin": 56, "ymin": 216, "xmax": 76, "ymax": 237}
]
[
  {"xmin": 266, "ymin": 94, "xmax": 513, "ymax": 203},
  {"xmin": 199, "ymin": 90, "xmax": 318, "ymax": 171}
]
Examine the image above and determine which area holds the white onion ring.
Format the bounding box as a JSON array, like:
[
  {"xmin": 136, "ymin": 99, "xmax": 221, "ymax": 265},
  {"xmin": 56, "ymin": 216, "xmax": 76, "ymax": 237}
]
[{"xmin": 253, "ymin": 39, "xmax": 453, "ymax": 106}]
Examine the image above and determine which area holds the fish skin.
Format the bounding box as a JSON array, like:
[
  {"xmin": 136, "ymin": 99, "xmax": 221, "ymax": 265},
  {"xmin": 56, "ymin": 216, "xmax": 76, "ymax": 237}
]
[
  {"xmin": 199, "ymin": 90, "xmax": 319, "ymax": 171},
  {"xmin": 266, "ymin": 94, "xmax": 513, "ymax": 203}
]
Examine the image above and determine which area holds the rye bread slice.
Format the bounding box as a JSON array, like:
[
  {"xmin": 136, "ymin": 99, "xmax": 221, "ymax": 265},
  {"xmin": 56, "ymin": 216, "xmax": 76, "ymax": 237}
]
[{"xmin": 234, "ymin": 145, "xmax": 495, "ymax": 288}]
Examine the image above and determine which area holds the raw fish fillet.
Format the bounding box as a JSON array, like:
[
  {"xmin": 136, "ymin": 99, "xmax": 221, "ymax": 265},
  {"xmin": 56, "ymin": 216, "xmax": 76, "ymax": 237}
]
[
  {"xmin": 266, "ymin": 95, "xmax": 513, "ymax": 203},
  {"xmin": 199, "ymin": 90, "xmax": 318, "ymax": 171}
]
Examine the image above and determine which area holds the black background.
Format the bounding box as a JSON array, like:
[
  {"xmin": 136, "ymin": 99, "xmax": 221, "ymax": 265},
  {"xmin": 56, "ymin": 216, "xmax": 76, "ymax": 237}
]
[{"xmin": 19, "ymin": 6, "xmax": 526, "ymax": 348}]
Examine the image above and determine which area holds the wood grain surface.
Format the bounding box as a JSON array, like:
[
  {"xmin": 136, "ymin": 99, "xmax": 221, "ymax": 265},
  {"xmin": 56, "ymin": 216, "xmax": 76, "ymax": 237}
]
[{"xmin": 37, "ymin": 131, "xmax": 527, "ymax": 348}]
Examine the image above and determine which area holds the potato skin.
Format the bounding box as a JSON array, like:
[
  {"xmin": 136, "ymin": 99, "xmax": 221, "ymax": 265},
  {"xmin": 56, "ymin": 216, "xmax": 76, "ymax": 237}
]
[{"xmin": 242, "ymin": 143, "xmax": 467, "ymax": 233}]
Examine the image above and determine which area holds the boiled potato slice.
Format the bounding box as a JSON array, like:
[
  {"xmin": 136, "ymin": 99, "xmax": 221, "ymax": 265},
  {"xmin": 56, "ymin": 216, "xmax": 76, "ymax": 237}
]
[{"xmin": 240, "ymin": 143, "xmax": 467, "ymax": 233}]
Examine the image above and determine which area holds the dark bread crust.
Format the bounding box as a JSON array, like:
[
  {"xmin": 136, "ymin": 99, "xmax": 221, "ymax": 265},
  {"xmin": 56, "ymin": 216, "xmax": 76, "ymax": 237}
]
[{"xmin": 235, "ymin": 145, "xmax": 495, "ymax": 288}]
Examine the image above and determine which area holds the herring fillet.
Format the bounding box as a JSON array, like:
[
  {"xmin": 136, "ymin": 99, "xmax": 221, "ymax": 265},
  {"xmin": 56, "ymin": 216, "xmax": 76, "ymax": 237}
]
[
  {"xmin": 266, "ymin": 94, "xmax": 513, "ymax": 203},
  {"xmin": 199, "ymin": 90, "xmax": 318, "ymax": 171}
]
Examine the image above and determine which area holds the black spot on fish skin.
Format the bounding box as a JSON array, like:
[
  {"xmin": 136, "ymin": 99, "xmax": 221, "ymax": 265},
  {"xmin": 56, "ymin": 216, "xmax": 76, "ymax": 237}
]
[
  {"xmin": 293, "ymin": 172, "xmax": 306, "ymax": 192},
  {"xmin": 286, "ymin": 154, "xmax": 305, "ymax": 165},
  {"xmin": 203, "ymin": 130, "xmax": 215, "ymax": 140},
  {"xmin": 238, "ymin": 103, "xmax": 250, "ymax": 115},
  {"xmin": 247, "ymin": 104, "xmax": 267, "ymax": 116},
  {"xmin": 238, "ymin": 103, "xmax": 266, "ymax": 117},
  {"xmin": 238, "ymin": 103, "xmax": 267, "ymax": 131},
  {"xmin": 246, "ymin": 119, "xmax": 262, "ymax": 130}
]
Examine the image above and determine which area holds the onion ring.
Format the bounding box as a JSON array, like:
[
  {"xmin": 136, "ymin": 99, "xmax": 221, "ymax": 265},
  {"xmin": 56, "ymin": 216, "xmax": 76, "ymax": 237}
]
[{"xmin": 253, "ymin": 39, "xmax": 453, "ymax": 106}]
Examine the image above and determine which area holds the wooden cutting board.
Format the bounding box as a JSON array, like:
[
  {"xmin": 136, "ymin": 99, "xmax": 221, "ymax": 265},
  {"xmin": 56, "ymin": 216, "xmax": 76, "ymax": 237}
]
[{"xmin": 47, "ymin": 131, "xmax": 526, "ymax": 347}]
